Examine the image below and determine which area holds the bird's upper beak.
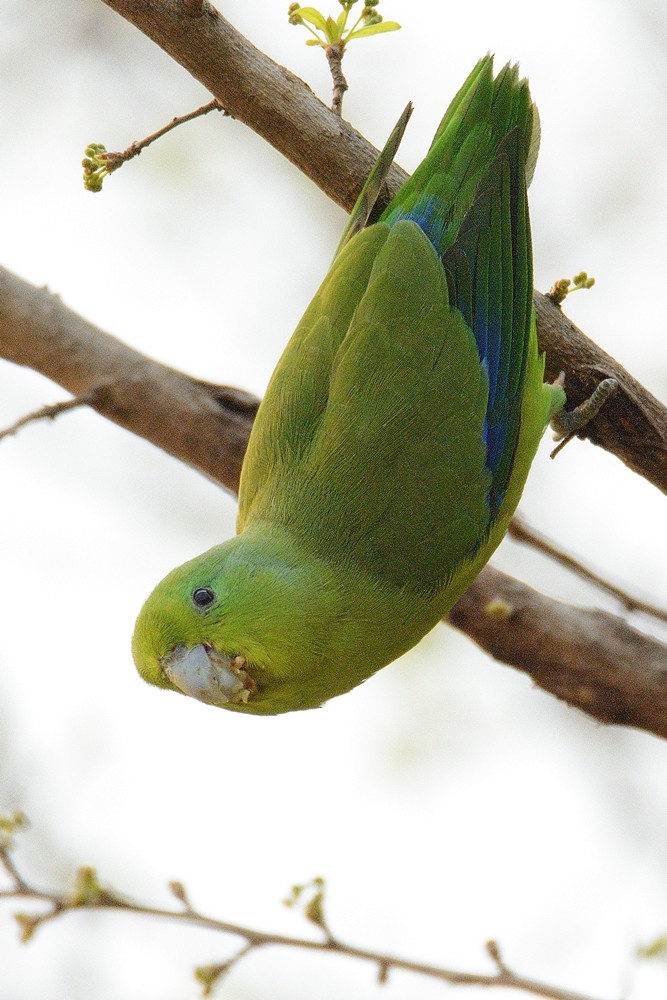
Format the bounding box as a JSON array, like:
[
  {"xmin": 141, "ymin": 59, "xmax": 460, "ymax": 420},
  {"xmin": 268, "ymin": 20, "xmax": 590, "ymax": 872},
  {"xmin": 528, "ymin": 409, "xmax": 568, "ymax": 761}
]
[{"xmin": 161, "ymin": 644, "xmax": 254, "ymax": 707}]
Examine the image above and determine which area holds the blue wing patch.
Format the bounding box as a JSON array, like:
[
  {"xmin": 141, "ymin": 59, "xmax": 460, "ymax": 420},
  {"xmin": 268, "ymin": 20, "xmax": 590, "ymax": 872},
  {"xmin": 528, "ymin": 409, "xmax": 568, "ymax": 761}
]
[{"xmin": 384, "ymin": 128, "xmax": 530, "ymax": 521}]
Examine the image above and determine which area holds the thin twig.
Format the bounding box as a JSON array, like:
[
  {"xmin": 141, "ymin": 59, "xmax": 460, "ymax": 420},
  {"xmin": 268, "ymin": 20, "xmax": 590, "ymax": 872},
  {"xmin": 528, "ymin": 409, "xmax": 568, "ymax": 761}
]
[
  {"xmin": 0, "ymin": 393, "xmax": 96, "ymax": 441},
  {"xmin": 324, "ymin": 45, "xmax": 348, "ymax": 116},
  {"xmin": 0, "ymin": 839, "xmax": 611, "ymax": 1000},
  {"xmin": 508, "ymin": 516, "xmax": 667, "ymax": 625},
  {"xmin": 103, "ymin": 99, "xmax": 228, "ymax": 173}
]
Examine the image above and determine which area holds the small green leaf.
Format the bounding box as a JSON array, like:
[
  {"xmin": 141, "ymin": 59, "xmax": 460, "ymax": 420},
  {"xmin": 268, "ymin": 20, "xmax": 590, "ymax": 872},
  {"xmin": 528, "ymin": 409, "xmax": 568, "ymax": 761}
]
[
  {"xmin": 347, "ymin": 19, "xmax": 400, "ymax": 39},
  {"xmin": 295, "ymin": 6, "xmax": 329, "ymax": 30},
  {"xmin": 305, "ymin": 37, "xmax": 323, "ymax": 45},
  {"xmin": 323, "ymin": 14, "xmax": 340, "ymax": 42}
]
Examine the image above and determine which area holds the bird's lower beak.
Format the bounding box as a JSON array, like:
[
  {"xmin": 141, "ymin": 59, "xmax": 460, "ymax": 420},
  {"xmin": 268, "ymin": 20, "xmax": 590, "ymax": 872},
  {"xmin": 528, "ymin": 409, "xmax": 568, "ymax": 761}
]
[{"xmin": 161, "ymin": 644, "xmax": 254, "ymax": 707}]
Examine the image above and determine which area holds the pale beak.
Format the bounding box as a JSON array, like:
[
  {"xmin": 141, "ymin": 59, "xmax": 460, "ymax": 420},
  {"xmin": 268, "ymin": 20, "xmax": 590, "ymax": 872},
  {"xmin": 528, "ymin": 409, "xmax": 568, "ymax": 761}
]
[{"xmin": 162, "ymin": 644, "xmax": 253, "ymax": 707}]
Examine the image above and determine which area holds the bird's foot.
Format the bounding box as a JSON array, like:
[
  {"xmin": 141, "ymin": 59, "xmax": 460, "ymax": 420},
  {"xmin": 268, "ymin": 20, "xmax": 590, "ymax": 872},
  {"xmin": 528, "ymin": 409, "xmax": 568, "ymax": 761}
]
[{"xmin": 550, "ymin": 375, "xmax": 618, "ymax": 458}]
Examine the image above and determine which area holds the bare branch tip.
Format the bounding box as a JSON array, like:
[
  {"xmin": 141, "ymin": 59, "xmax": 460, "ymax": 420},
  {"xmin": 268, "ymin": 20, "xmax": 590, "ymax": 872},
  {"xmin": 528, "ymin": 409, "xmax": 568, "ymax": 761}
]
[{"xmin": 0, "ymin": 395, "xmax": 95, "ymax": 442}]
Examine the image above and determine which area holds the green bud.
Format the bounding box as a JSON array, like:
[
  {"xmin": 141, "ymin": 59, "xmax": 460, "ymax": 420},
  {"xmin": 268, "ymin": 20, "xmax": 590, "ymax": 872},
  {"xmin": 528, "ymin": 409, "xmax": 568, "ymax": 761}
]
[
  {"xmin": 195, "ymin": 963, "xmax": 230, "ymax": 997},
  {"xmin": 485, "ymin": 598, "xmax": 514, "ymax": 620},
  {"xmin": 82, "ymin": 143, "xmax": 111, "ymax": 192},
  {"xmin": 15, "ymin": 912, "xmax": 40, "ymax": 944},
  {"xmin": 70, "ymin": 865, "xmax": 105, "ymax": 906},
  {"xmin": 572, "ymin": 270, "xmax": 595, "ymax": 289},
  {"xmin": 305, "ymin": 890, "xmax": 325, "ymax": 927},
  {"xmin": 638, "ymin": 936, "xmax": 667, "ymax": 960},
  {"xmin": 0, "ymin": 811, "xmax": 27, "ymax": 849}
]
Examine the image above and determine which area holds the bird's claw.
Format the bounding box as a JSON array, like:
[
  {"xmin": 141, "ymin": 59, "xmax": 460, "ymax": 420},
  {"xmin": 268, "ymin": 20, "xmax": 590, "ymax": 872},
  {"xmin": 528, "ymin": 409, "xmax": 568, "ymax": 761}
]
[{"xmin": 550, "ymin": 376, "xmax": 619, "ymax": 458}]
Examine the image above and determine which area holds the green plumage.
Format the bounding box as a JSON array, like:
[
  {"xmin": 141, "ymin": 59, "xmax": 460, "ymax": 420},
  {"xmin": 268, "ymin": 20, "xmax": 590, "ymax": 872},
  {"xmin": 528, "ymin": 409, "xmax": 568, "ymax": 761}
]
[
  {"xmin": 238, "ymin": 222, "xmax": 491, "ymax": 592},
  {"xmin": 132, "ymin": 56, "xmax": 565, "ymax": 715}
]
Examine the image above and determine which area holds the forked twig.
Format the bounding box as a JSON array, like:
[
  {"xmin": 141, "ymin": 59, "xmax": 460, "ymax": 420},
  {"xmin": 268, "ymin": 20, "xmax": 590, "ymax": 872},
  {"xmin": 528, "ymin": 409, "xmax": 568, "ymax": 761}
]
[{"xmin": 0, "ymin": 824, "xmax": 611, "ymax": 1000}]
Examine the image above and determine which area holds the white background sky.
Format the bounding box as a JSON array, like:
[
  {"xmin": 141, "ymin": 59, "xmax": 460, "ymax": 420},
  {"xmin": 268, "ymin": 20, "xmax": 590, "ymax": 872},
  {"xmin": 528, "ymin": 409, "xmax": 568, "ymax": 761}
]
[{"xmin": 1, "ymin": 1, "xmax": 666, "ymax": 998}]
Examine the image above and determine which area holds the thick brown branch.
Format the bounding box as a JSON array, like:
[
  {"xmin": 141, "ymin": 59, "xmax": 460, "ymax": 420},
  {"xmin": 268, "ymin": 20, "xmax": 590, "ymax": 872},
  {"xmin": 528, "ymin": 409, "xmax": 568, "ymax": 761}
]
[
  {"xmin": 448, "ymin": 567, "xmax": 667, "ymax": 739},
  {"xmin": 534, "ymin": 292, "xmax": 667, "ymax": 489},
  {"xmin": 98, "ymin": 0, "xmax": 667, "ymax": 493},
  {"xmin": 0, "ymin": 266, "xmax": 256, "ymax": 494}
]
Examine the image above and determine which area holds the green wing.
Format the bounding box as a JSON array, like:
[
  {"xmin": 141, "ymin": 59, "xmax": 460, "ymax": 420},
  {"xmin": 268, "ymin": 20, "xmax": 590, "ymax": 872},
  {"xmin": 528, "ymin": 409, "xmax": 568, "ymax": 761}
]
[
  {"xmin": 239, "ymin": 56, "xmax": 547, "ymax": 596},
  {"xmin": 238, "ymin": 221, "xmax": 492, "ymax": 594},
  {"xmin": 237, "ymin": 225, "xmax": 389, "ymax": 531}
]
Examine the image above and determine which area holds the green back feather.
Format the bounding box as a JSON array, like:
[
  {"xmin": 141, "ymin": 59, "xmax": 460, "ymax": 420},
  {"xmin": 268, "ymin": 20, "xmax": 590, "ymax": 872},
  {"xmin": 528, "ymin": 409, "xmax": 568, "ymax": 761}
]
[{"xmin": 239, "ymin": 56, "xmax": 554, "ymax": 596}]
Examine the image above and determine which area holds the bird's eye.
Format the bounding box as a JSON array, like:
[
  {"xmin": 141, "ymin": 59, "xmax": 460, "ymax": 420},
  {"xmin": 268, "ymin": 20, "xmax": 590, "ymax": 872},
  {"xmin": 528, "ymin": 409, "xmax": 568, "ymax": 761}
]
[{"xmin": 192, "ymin": 587, "xmax": 216, "ymax": 609}]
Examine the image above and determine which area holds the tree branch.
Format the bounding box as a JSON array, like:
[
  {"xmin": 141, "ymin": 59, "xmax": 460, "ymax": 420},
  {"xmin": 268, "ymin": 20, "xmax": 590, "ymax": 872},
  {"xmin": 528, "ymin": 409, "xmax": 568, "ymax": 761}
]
[
  {"xmin": 101, "ymin": 0, "xmax": 396, "ymax": 219},
  {"xmin": 83, "ymin": 98, "xmax": 227, "ymax": 191},
  {"xmin": 0, "ymin": 833, "xmax": 612, "ymax": 1000},
  {"xmin": 0, "ymin": 266, "xmax": 256, "ymax": 494},
  {"xmin": 98, "ymin": 0, "xmax": 667, "ymax": 494},
  {"xmin": 507, "ymin": 516, "xmax": 667, "ymax": 624},
  {"xmin": 533, "ymin": 292, "xmax": 666, "ymax": 491},
  {"xmin": 448, "ymin": 566, "xmax": 667, "ymax": 738},
  {"xmin": 0, "ymin": 393, "xmax": 97, "ymax": 441}
]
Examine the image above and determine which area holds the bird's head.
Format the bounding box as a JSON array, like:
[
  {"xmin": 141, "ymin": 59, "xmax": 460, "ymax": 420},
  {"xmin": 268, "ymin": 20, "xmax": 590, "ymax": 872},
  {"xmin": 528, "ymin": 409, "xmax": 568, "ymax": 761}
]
[{"xmin": 131, "ymin": 533, "xmax": 352, "ymax": 715}]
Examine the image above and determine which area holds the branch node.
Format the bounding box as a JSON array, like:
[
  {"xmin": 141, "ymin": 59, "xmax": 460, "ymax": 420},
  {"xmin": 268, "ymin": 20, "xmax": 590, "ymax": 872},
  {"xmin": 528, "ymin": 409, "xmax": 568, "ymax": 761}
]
[
  {"xmin": 168, "ymin": 879, "xmax": 193, "ymax": 911},
  {"xmin": 325, "ymin": 44, "xmax": 349, "ymax": 116},
  {"xmin": 377, "ymin": 959, "xmax": 390, "ymax": 984},
  {"xmin": 486, "ymin": 938, "xmax": 512, "ymax": 976},
  {"xmin": 484, "ymin": 598, "xmax": 515, "ymax": 621}
]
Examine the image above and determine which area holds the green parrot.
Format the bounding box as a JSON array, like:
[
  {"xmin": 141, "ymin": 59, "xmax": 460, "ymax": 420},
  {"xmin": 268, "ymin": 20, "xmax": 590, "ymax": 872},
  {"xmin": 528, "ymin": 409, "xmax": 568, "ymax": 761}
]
[{"xmin": 132, "ymin": 56, "xmax": 565, "ymax": 715}]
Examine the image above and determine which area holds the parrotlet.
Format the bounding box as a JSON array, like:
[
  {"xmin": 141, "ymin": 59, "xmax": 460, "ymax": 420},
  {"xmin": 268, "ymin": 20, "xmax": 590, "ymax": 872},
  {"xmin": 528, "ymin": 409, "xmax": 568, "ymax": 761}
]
[{"xmin": 132, "ymin": 56, "xmax": 565, "ymax": 714}]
